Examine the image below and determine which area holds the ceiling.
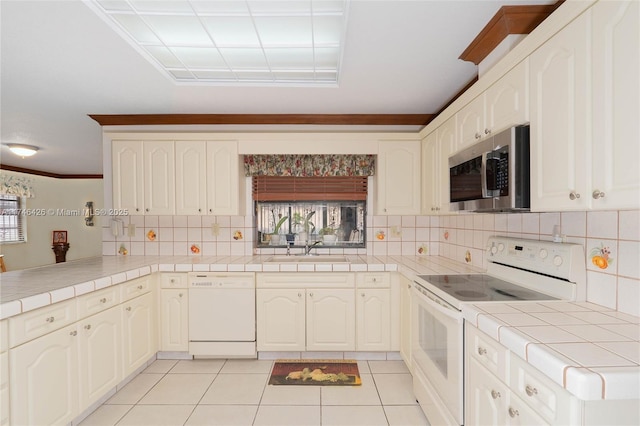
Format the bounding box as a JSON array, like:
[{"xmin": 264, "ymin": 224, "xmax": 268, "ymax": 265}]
[{"xmin": 0, "ymin": 0, "xmax": 553, "ymax": 176}]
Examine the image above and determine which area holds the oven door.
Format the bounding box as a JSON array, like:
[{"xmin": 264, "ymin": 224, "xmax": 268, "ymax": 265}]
[{"xmin": 411, "ymin": 283, "xmax": 463, "ymax": 425}]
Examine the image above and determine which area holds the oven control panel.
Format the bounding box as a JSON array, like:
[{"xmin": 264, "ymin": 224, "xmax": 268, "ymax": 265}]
[{"xmin": 486, "ymin": 236, "xmax": 585, "ymax": 284}]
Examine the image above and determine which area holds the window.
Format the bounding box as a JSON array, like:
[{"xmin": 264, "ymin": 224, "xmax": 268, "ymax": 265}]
[{"xmin": 0, "ymin": 195, "xmax": 26, "ymax": 243}]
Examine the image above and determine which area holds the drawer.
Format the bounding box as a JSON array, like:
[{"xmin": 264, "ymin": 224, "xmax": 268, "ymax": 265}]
[
  {"xmin": 509, "ymin": 353, "xmax": 571, "ymax": 424},
  {"xmin": 257, "ymin": 272, "xmax": 354, "ymax": 289},
  {"xmin": 120, "ymin": 276, "xmax": 152, "ymax": 302},
  {"xmin": 76, "ymin": 286, "xmax": 120, "ymax": 318},
  {"xmin": 0, "ymin": 321, "xmax": 7, "ymax": 353},
  {"xmin": 160, "ymin": 273, "xmax": 187, "ymax": 289},
  {"xmin": 356, "ymin": 272, "xmax": 390, "ymax": 288},
  {"xmin": 9, "ymin": 299, "xmax": 76, "ymax": 348},
  {"xmin": 466, "ymin": 323, "xmax": 508, "ymax": 380}
]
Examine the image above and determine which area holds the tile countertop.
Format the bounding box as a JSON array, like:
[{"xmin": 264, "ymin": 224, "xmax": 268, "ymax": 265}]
[
  {"xmin": 0, "ymin": 254, "xmax": 481, "ymax": 320},
  {"xmin": 463, "ymin": 302, "xmax": 640, "ymax": 401}
]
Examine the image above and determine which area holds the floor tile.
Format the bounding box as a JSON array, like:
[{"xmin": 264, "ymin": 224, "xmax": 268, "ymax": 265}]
[
  {"xmin": 78, "ymin": 404, "xmax": 132, "ymax": 425},
  {"xmin": 184, "ymin": 405, "xmax": 258, "ymax": 426},
  {"xmin": 321, "ymin": 405, "xmax": 388, "ymax": 426},
  {"xmin": 169, "ymin": 359, "xmax": 226, "ymax": 374},
  {"xmin": 321, "ymin": 374, "xmax": 381, "ymax": 406},
  {"xmin": 261, "ymin": 384, "xmax": 321, "ymax": 405},
  {"xmin": 384, "ymin": 405, "xmax": 429, "ymax": 426},
  {"xmin": 373, "ymin": 373, "xmax": 418, "ymax": 405},
  {"xmin": 368, "ymin": 360, "xmax": 410, "ymax": 374},
  {"xmin": 200, "ymin": 373, "xmax": 269, "ymax": 404},
  {"xmin": 253, "ymin": 405, "xmax": 321, "ymax": 426},
  {"xmin": 116, "ymin": 404, "xmax": 194, "ymax": 426},
  {"xmin": 139, "ymin": 374, "xmax": 216, "ymax": 404},
  {"xmin": 144, "ymin": 359, "xmax": 178, "ymax": 374},
  {"xmin": 220, "ymin": 359, "xmax": 274, "ymax": 374},
  {"xmin": 105, "ymin": 374, "xmax": 164, "ymax": 405},
  {"xmin": 356, "ymin": 360, "xmax": 370, "ymax": 374}
]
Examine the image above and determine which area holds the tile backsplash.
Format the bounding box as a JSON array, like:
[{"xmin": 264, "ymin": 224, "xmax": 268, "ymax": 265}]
[{"xmin": 103, "ymin": 209, "xmax": 639, "ymax": 316}]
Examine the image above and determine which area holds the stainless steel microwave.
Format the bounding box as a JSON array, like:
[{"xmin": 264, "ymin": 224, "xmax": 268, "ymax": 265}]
[{"xmin": 448, "ymin": 125, "xmax": 530, "ymax": 212}]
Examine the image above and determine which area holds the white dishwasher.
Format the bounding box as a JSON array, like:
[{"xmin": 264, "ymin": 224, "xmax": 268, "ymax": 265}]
[{"xmin": 188, "ymin": 273, "xmax": 256, "ymax": 358}]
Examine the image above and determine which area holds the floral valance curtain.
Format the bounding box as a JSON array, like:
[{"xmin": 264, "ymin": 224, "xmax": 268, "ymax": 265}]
[
  {"xmin": 244, "ymin": 155, "xmax": 375, "ymax": 177},
  {"xmin": 0, "ymin": 174, "xmax": 35, "ymax": 198}
]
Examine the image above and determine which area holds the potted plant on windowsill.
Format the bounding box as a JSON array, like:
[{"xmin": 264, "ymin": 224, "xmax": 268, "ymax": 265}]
[
  {"xmin": 319, "ymin": 226, "xmax": 338, "ymax": 245},
  {"xmin": 269, "ymin": 213, "xmax": 289, "ymax": 245},
  {"xmin": 292, "ymin": 211, "xmax": 316, "ymax": 244}
]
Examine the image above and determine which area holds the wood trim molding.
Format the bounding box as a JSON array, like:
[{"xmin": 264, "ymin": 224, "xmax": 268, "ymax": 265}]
[
  {"xmin": 459, "ymin": 2, "xmax": 563, "ymax": 65},
  {"xmin": 0, "ymin": 164, "xmax": 103, "ymax": 179},
  {"xmin": 88, "ymin": 113, "xmax": 434, "ymax": 127}
]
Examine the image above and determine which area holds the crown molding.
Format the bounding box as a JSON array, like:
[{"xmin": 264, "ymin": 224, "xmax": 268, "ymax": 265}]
[{"xmin": 0, "ymin": 164, "xmax": 103, "ymax": 179}]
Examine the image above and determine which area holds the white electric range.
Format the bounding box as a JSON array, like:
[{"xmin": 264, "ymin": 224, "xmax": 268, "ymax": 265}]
[{"xmin": 411, "ymin": 236, "xmax": 586, "ymax": 426}]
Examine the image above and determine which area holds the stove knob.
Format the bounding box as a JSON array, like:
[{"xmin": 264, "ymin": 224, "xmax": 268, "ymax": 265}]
[
  {"xmin": 497, "ymin": 243, "xmax": 505, "ymax": 252},
  {"xmin": 491, "ymin": 246, "xmax": 498, "ymax": 255},
  {"xmin": 553, "ymin": 255, "xmax": 563, "ymax": 266},
  {"xmin": 539, "ymin": 249, "xmax": 548, "ymax": 259}
]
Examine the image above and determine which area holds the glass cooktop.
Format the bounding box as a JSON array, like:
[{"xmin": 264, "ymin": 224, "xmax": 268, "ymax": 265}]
[{"xmin": 416, "ymin": 274, "xmax": 557, "ymax": 302}]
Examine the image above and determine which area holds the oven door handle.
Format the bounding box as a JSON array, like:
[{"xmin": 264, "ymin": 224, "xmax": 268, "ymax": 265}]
[{"xmin": 412, "ymin": 284, "xmax": 461, "ymax": 322}]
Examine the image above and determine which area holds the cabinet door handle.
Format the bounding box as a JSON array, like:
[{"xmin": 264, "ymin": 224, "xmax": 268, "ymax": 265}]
[
  {"xmin": 137, "ymin": 285, "xmax": 143, "ymax": 290},
  {"xmin": 475, "ymin": 132, "xmax": 481, "ymax": 139},
  {"xmin": 361, "ymin": 293, "xmax": 366, "ymax": 297},
  {"xmin": 592, "ymin": 190, "xmax": 605, "ymax": 199},
  {"xmin": 179, "ymin": 293, "xmax": 183, "ymax": 298},
  {"xmin": 136, "ymin": 208, "xmax": 140, "ymax": 212},
  {"xmin": 569, "ymin": 191, "xmax": 581, "ymax": 200},
  {"xmin": 508, "ymin": 407, "xmax": 519, "ymax": 418},
  {"xmin": 491, "ymin": 389, "xmax": 501, "ymax": 399},
  {"xmin": 298, "ymin": 292, "xmax": 302, "ymax": 298},
  {"xmin": 145, "ymin": 208, "xmax": 149, "ymax": 212},
  {"xmin": 309, "ymin": 292, "xmax": 314, "ymax": 298},
  {"xmin": 198, "ymin": 208, "xmax": 202, "ymax": 212},
  {"xmin": 70, "ymin": 330, "xmax": 78, "ymax": 336},
  {"xmin": 100, "ymin": 298, "xmax": 107, "ymax": 303},
  {"xmin": 170, "ymin": 279, "xmax": 175, "ymax": 283},
  {"xmin": 46, "ymin": 316, "xmax": 55, "ymax": 323},
  {"xmin": 125, "ymin": 307, "xmax": 132, "ymax": 312},
  {"xmin": 84, "ymin": 324, "xmax": 92, "ymax": 330},
  {"xmin": 484, "ymin": 128, "xmax": 491, "ymax": 135},
  {"xmin": 477, "ymin": 347, "xmax": 487, "ymax": 355},
  {"xmin": 525, "ymin": 384, "xmax": 538, "ymax": 396}
]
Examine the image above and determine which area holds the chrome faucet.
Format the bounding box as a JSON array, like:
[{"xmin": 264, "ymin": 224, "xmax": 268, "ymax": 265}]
[{"xmin": 304, "ymin": 240, "xmax": 322, "ymax": 255}]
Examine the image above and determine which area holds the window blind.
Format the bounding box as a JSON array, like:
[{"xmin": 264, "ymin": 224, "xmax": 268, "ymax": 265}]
[
  {"xmin": 252, "ymin": 176, "xmax": 368, "ymax": 201},
  {"xmin": 0, "ymin": 196, "xmax": 26, "ymax": 243}
]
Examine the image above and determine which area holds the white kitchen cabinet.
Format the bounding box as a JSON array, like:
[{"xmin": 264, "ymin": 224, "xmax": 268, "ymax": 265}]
[
  {"xmin": 0, "ymin": 320, "xmax": 8, "ymax": 426},
  {"xmin": 421, "ymin": 126, "xmax": 452, "ymax": 215},
  {"xmin": 456, "ymin": 95, "xmax": 486, "ymax": 151},
  {"xmin": 529, "ymin": 13, "xmax": 591, "ymax": 211},
  {"xmin": 10, "ymin": 323, "xmax": 79, "ymax": 426},
  {"xmin": 356, "ymin": 288, "xmax": 390, "ymax": 351},
  {"xmin": 307, "ymin": 288, "xmax": 355, "ymax": 351},
  {"xmin": 112, "ymin": 140, "xmax": 175, "ymax": 214},
  {"xmin": 121, "ymin": 291, "xmax": 156, "ymax": 377},
  {"xmin": 399, "ymin": 275, "xmax": 412, "ymax": 371},
  {"xmin": 78, "ymin": 305, "xmax": 122, "ymax": 410},
  {"xmin": 256, "ymin": 289, "xmax": 306, "ymax": 351},
  {"xmin": 159, "ymin": 289, "xmax": 189, "ymax": 352},
  {"xmin": 467, "ymin": 356, "xmax": 509, "ymax": 426},
  {"xmin": 175, "ymin": 140, "xmax": 207, "ymax": 215},
  {"xmin": 376, "ymin": 140, "xmax": 421, "ymax": 215}
]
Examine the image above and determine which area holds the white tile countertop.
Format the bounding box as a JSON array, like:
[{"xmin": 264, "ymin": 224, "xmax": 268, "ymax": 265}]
[{"xmin": 463, "ymin": 301, "xmax": 640, "ymax": 401}]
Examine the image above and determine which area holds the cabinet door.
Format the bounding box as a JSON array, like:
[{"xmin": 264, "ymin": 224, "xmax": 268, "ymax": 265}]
[
  {"xmin": 486, "ymin": 60, "xmax": 529, "ymax": 135},
  {"xmin": 466, "ymin": 357, "xmax": 507, "ymax": 426},
  {"xmin": 457, "ymin": 95, "xmax": 486, "ymax": 150},
  {"xmin": 256, "ymin": 289, "xmax": 305, "ymax": 351},
  {"xmin": 377, "ymin": 140, "xmax": 421, "ymax": 215},
  {"xmin": 506, "ymin": 393, "xmax": 549, "ymax": 426},
  {"xmin": 306, "ymin": 289, "xmax": 355, "ymax": 351},
  {"xmin": 590, "ymin": 0, "xmax": 640, "ymax": 210},
  {"xmin": 207, "ymin": 141, "xmax": 242, "ymax": 215},
  {"xmin": 175, "ymin": 141, "xmax": 207, "ymax": 215},
  {"xmin": 112, "ymin": 140, "xmax": 144, "ymax": 214},
  {"xmin": 144, "ymin": 141, "xmax": 175, "ymax": 215},
  {"xmin": 10, "ymin": 324, "xmax": 79, "ymax": 426},
  {"xmin": 421, "ymin": 132, "xmax": 440, "ymax": 214},
  {"xmin": 160, "ymin": 289, "xmax": 189, "ymax": 351},
  {"xmin": 122, "ymin": 292, "xmax": 156, "ymax": 377},
  {"xmin": 399, "ymin": 276, "xmax": 412, "ymax": 371},
  {"xmin": 356, "ymin": 288, "xmax": 390, "ymax": 351},
  {"xmin": 530, "ymin": 13, "xmax": 590, "ymax": 211},
  {"xmin": 78, "ymin": 306, "xmax": 121, "ymax": 409}
]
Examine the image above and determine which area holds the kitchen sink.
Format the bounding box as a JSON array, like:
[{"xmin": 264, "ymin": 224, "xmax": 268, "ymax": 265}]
[{"xmin": 265, "ymin": 255, "xmax": 350, "ymax": 263}]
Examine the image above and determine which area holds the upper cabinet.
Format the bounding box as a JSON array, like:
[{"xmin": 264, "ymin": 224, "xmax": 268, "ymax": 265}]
[
  {"xmin": 144, "ymin": 141, "xmax": 175, "ymax": 215},
  {"xmin": 112, "ymin": 140, "xmax": 145, "ymax": 215},
  {"xmin": 376, "ymin": 140, "xmax": 421, "ymax": 215},
  {"xmin": 422, "ymin": 119, "xmax": 454, "ymax": 215},
  {"xmin": 530, "ymin": 1, "xmax": 639, "ymax": 211},
  {"xmin": 175, "ymin": 141, "xmax": 206, "ymax": 215}
]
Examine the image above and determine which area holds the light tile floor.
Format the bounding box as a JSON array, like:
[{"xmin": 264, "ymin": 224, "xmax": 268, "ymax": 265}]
[{"xmin": 80, "ymin": 359, "xmax": 429, "ymax": 426}]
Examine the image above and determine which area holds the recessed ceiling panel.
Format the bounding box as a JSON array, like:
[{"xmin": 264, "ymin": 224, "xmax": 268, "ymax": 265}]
[{"xmin": 86, "ymin": 0, "xmax": 349, "ymax": 85}]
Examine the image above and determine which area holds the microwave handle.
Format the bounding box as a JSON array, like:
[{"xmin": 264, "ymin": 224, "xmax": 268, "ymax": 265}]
[{"xmin": 481, "ymin": 152, "xmax": 490, "ymax": 198}]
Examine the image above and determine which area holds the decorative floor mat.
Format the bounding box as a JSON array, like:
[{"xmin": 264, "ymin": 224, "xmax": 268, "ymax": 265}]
[{"xmin": 269, "ymin": 359, "xmax": 361, "ymax": 386}]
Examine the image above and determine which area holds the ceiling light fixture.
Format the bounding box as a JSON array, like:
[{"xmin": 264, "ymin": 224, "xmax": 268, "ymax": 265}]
[
  {"xmin": 8, "ymin": 144, "xmax": 39, "ymax": 158},
  {"xmin": 85, "ymin": 0, "xmax": 349, "ymax": 86}
]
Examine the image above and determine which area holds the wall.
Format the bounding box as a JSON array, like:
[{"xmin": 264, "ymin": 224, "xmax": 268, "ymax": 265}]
[{"xmin": 1, "ymin": 171, "xmax": 104, "ymax": 271}]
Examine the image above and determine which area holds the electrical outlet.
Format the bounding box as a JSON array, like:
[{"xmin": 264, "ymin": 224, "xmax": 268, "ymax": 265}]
[
  {"xmin": 127, "ymin": 224, "xmax": 136, "ymax": 237},
  {"xmin": 390, "ymin": 225, "xmax": 402, "ymax": 238},
  {"xmin": 212, "ymin": 223, "xmax": 220, "ymax": 236}
]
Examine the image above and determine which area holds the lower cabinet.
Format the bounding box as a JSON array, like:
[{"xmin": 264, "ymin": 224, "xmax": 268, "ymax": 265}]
[
  {"xmin": 159, "ymin": 289, "xmax": 189, "ymax": 351},
  {"xmin": 10, "ymin": 323, "xmax": 79, "ymax": 426},
  {"xmin": 1, "ymin": 320, "xmax": 9, "ymax": 426},
  {"xmin": 306, "ymin": 289, "xmax": 355, "ymax": 351},
  {"xmin": 355, "ymin": 272, "xmax": 392, "ymax": 352},
  {"xmin": 122, "ymin": 292, "xmax": 157, "ymax": 377},
  {"xmin": 399, "ymin": 274, "xmax": 412, "ymax": 370}
]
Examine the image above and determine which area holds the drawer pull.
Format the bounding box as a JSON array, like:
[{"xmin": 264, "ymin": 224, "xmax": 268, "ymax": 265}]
[
  {"xmin": 525, "ymin": 384, "xmax": 538, "ymax": 397},
  {"xmin": 508, "ymin": 407, "xmax": 519, "ymax": 418},
  {"xmin": 372, "ymin": 277, "xmax": 377, "ymax": 282},
  {"xmin": 46, "ymin": 316, "xmax": 55, "ymax": 323},
  {"xmin": 170, "ymin": 279, "xmax": 175, "ymax": 283},
  {"xmin": 298, "ymin": 292, "xmax": 302, "ymax": 298},
  {"xmin": 125, "ymin": 307, "xmax": 132, "ymax": 312},
  {"xmin": 70, "ymin": 330, "xmax": 77, "ymax": 336},
  {"xmin": 491, "ymin": 390, "xmax": 501, "ymax": 399},
  {"xmin": 84, "ymin": 324, "xmax": 91, "ymax": 330},
  {"xmin": 361, "ymin": 293, "xmax": 366, "ymax": 297},
  {"xmin": 100, "ymin": 298, "xmax": 107, "ymax": 303},
  {"xmin": 309, "ymin": 292, "xmax": 314, "ymax": 298},
  {"xmin": 477, "ymin": 347, "xmax": 487, "ymax": 355},
  {"xmin": 137, "ymin": 285, "xmax": 143, "ymax": 290},
  {"xmin": 179, "ymin": 293, "xmax": 183, "ymax": 298}
]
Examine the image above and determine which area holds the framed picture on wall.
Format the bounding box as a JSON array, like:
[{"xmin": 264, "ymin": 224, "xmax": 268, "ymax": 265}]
[{"xmin": 53, "ymin": 230, "xmax": 67, "ymax": 244}]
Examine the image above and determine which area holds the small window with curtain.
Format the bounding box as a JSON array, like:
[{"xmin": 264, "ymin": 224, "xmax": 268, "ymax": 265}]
[{"xmin": 0, "ymin": 195, "xmax": 27, "ymax": 243}]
